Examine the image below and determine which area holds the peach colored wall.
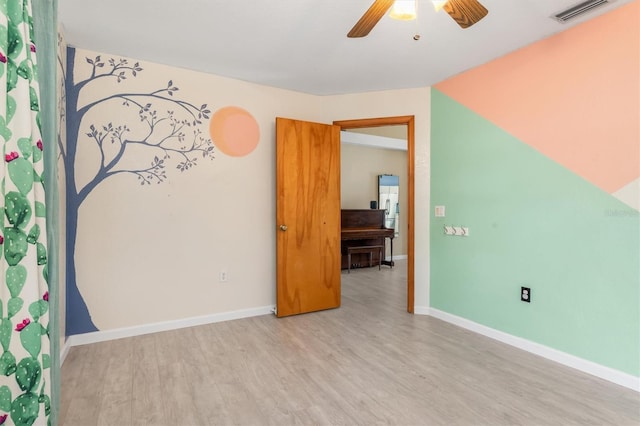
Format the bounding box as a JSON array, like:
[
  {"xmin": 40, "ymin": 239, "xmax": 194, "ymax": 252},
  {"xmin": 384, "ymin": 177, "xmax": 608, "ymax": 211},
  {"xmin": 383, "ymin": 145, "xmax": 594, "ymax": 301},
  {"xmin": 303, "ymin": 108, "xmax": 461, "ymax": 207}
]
[{"xmin": 435, "ymin": 1, "xmax": 639, "ymax": 196}]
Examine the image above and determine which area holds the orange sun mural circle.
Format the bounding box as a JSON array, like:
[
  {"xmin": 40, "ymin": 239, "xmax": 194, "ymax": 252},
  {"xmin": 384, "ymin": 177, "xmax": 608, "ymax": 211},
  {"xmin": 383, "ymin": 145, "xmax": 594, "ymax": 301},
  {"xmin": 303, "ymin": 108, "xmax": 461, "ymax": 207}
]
[{"xmin": 209, "ymin": 106, "xmax": 260, "ymax": 157}]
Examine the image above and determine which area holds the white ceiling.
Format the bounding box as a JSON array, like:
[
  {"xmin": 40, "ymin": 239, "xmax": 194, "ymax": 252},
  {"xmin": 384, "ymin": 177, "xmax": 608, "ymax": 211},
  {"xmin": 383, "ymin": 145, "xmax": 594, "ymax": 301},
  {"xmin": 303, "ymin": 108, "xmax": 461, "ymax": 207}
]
[{"xmin": 58, "ymin": 0, "xmax": 634, "ymax": 95}]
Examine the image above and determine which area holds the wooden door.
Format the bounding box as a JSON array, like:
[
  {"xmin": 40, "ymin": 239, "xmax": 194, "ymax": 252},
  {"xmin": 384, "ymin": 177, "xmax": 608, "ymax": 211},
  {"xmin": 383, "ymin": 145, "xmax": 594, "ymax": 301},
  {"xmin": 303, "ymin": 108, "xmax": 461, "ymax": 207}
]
[
  {"xmin": 334, "ymin": 116, "xmax": 415, "ymax": 313},
  {"xmin": 276, "ymin": 117, "xmax": 341, "ymax": 317}
]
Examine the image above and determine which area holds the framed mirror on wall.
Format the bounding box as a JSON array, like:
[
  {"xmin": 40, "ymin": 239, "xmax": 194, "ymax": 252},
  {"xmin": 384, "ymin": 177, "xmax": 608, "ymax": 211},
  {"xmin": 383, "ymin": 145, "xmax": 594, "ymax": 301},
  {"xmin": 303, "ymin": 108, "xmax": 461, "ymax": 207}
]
[{"xmin": 378, "ymin": 174, "xmax": 399, "ymax": 236}]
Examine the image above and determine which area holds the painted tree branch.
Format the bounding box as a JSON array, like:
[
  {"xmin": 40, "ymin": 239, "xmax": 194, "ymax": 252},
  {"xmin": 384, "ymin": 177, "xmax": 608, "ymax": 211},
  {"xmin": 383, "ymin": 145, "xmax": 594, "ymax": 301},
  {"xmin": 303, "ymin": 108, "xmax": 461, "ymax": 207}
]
[
  {"xmin": 63, "ymin": 48, "xmax": 216, "ymax": 335},
  {"xmin": 71, "ymin": 54, "xmax": 214, "ymax": 202},
  {"xmin": 75, "ymin": 105, "xmax": 213, "ymax": 204}
]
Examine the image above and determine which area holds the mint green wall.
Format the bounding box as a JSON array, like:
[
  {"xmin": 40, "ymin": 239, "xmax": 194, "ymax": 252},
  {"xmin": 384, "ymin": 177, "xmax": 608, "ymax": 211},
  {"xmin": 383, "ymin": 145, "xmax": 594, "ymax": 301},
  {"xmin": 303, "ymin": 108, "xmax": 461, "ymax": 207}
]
[{"xmin": 430, "ymin": 89, "xmax": 640, "ymax": 376}]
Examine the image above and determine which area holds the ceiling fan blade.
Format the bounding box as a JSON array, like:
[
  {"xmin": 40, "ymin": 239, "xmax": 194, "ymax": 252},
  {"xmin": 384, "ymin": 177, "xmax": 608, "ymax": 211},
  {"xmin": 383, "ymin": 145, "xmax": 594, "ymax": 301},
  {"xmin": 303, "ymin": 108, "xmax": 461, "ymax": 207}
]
[
  {"xmin": 347, "ymin": 0, "xmax": 395, "ymax": 38},
  {"xmin": 442, "ymin": 0, "xmax": 488, "ymax": 29}
]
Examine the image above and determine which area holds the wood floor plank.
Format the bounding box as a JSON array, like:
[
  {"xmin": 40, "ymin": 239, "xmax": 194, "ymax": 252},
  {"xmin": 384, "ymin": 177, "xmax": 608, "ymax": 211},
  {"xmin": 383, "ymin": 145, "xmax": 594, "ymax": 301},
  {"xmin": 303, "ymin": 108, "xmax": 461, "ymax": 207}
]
[
  {"xmin": 59, "ymin": 343, "xmax": 88, "ymax": 425},
  {"xmin": 60, "ymin": 260, "xmax": 640, "ymax": 425},
  {"xmin": 95, "ymin": 338, "xmax": 134, "ymax": 426},
  {"xmin": 60, "ymin": 342, "xmax": 114, "ymax": 425},
  {"xmin": 131, "ymin": 334, "xmax": 166, "ymax": 426},
  {"xmin": 154, "ymin": 329, "xmax": 203, "ymax": 425}
]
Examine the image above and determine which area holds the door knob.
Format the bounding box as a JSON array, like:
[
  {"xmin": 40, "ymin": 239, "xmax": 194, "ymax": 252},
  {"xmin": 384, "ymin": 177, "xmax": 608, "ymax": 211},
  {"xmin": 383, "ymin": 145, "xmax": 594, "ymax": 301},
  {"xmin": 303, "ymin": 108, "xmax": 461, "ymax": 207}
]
[{"xmin": 280, "ymin": 225, "xmax": 288, "ymax": 231}]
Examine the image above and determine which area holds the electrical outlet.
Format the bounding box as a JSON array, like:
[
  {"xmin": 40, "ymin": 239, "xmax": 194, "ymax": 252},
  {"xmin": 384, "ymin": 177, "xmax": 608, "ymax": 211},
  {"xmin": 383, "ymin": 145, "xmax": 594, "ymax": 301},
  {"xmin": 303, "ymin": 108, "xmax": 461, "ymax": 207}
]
[
  {"xmin": 219, "ymin": 270, "xmax": 229, "ymax": 282},
  {"xmin": 521, "ymin": 286, "xmax": 531, "ymax": 303}
]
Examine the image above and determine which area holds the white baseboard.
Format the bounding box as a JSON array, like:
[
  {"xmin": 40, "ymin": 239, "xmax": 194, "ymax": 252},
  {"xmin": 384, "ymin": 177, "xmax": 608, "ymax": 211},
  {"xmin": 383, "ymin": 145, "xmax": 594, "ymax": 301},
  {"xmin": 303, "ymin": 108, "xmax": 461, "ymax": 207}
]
[
  {"xmin": 416, "ymin": 306, "xmax": 639, "ymax": 392},
  {"xmin": 62, "ymin": 303, "xmax": 640, "ymax": 392},
  {"xmin": 386, "ymin": 255, "xmax": 407, "ymax": 261},
  {"xmin": 65, "ymin": 305, "xmax": 275, "ymax": 349},
  {"xmin": 414, "ymin": 305, "xmax": 430, "ymax": 315}
]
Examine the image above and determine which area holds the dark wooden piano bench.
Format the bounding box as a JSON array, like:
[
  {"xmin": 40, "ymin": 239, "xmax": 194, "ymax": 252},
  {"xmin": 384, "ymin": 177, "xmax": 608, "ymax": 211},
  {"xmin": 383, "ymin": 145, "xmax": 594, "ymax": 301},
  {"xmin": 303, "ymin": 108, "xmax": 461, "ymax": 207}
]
[
  {"xmin": 347, "ymin": 245, "xmax": 384, "ymax": 273},
  {"xmin": 341, "ymin": 209, "xmax": 394, "ymax": 271}
]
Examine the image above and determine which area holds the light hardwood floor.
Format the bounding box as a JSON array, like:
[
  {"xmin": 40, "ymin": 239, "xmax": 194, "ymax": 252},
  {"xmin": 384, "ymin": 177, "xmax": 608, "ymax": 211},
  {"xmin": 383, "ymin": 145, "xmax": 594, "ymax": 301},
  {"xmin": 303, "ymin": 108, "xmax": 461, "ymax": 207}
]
[{"xmin": 60, "ymin": 260, "xmax": 640, "ymax": 425}]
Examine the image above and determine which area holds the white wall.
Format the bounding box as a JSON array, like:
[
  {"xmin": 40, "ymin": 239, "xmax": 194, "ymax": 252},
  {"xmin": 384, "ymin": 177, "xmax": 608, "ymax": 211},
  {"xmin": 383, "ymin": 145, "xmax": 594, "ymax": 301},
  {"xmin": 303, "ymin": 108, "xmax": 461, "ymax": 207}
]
[
  {"xmin": 68, "ymin": 47, "xmax": 430, "ymax": 333},
  {"xmin": 72, "ymin": 48, "xmax": 322, "ymax": 330},
  {"xmin": 320, "ymin": 90, "xmax": 431, "ymax": 310},
  {"xmin": 341, "ymin": 143, "xmax": 408, "ymax": 256}
]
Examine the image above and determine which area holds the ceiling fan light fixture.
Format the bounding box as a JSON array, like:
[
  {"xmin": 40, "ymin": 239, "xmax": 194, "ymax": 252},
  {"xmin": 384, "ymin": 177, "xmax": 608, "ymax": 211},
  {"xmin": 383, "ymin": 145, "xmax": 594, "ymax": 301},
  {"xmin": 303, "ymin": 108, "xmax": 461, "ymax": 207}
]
[
  {"xmin": 389, "ymin": 0, "xmax": 417, "ymax": 20},
  {"xmin": 432, "ymin": 0, "xmax": 449, "ymax": 12}
]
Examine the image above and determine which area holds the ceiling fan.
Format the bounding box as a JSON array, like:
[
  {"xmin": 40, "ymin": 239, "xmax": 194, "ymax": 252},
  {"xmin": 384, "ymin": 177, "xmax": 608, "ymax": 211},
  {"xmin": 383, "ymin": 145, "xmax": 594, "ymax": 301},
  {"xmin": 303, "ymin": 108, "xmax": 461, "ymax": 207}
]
[{"xmin": 347, "ymin": 0, "xmax": 488, "ymax": 38}]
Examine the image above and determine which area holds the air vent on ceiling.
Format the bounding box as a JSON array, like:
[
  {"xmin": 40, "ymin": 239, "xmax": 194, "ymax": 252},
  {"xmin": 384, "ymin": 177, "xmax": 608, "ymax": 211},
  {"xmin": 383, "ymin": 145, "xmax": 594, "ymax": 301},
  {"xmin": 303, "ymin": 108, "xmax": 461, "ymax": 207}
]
[{"xmin": 553, "ymin": 0, "xmax": 613, "ymax": 23}]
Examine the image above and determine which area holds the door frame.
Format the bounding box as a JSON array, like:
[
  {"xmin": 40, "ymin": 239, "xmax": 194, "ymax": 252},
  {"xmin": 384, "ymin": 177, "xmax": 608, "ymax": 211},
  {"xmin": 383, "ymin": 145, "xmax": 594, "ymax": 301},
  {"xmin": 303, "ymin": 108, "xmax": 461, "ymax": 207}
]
[{"xmin": 333, "ymin": 116, "xmax": 415, "ymax": 313}]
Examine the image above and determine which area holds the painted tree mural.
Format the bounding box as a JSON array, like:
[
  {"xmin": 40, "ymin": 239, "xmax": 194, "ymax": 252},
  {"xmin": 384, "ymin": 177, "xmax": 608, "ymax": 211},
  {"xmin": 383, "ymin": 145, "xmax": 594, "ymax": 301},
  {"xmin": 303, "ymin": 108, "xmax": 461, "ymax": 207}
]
[{"xmin": 60, "ymin": 48, "xmax": 214, "ymax": 334}]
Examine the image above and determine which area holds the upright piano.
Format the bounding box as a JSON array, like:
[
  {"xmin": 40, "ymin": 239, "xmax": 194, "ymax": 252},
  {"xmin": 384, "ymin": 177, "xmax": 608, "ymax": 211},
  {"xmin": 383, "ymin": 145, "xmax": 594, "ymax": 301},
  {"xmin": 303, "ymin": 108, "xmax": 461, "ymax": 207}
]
[{"xmin": 341, "ymin": 209, "xmax": 394, "ymax": 270}]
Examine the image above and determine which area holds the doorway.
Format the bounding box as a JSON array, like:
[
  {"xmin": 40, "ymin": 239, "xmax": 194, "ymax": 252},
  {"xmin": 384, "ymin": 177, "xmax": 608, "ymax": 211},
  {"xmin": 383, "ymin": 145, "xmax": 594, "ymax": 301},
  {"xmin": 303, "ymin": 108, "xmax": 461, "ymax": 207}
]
[{"xmin": 334, "ymin": 116, "xmax": 415, "ymax": 313}]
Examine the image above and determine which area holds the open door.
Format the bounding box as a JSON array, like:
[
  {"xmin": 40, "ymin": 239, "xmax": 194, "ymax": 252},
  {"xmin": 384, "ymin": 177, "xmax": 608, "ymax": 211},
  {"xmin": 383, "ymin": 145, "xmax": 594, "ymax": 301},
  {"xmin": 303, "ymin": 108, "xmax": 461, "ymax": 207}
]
[
  {"xmin": 334, "ymin": 116, "xmax": 415, "ymax": 313},
  {"xmin": 276, "ymin": 117, "xmax": 341, "ymax": 317}
]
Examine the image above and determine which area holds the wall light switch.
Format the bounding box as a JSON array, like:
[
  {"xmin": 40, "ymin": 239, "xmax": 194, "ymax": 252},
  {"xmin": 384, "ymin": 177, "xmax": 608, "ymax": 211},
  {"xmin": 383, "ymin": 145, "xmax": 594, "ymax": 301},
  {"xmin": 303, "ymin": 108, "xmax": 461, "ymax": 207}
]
[{"xmin": 435, "ymin": 206, "xmax": 446, "ymax": 217}]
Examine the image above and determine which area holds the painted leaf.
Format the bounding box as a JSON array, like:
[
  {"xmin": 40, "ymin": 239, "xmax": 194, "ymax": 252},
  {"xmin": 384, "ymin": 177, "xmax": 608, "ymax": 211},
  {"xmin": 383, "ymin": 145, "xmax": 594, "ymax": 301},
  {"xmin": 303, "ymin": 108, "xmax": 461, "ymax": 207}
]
[
  {"xmin": 8, "ymin": 158, "xmax": 34, "ymax": 196},
  {"xmin": 26, "ymin": 224, "xmax": 39, "ymax": 244},
  {"xmin": 0, "ymin": 20, "xmax": 6, "ymax": 45},
  {"xmin": 27, "ymin": 301, "xmax": 47, "ymax": 322},
  {"xmin": 6, "ymin": 0, "xmax": 25, "ymax": 26},
  {"xmin": 5, "ymin": 59, "xmax": 17, "ymax": 93},
  {"xmin": 17, "ymin": 137, "xmax": 32, "ymax": 159},
  {"xmin": 6, "ymin": 95, "xmax": 15, "ymax": 124},
  {"xmin": 29, "ymin": 86, "xmax": 38, "ymax": 110},
  {"xmin": 6, "ymin": 264, "xmax": 27, "ymax": 298},
  {"xmin": 15, "ymin": 358, "xmax": 41, "ymax": 393},
  {"xmin": 8, "ymin": 298, "xmax": 23, "ymax": 319},
  {"xmin": 40, "ymin": 393, "xmax": 50, "ymax": 416},
  {"xmin": 16, "ymin": 61, "xmax": 30, "ymax": 81},
  {"xmin": 0, "ymin": 116, "xmax": 11, "ymax": 143},
  {"xmin": 0, "ymin": 385, "xmax": 11, "ymax": 412},
  {"xmin": 20, "ymin": 324, "xmax": 41, "ymax": 359},
  {"xmin": 31, "ymin": 144, "xmax": 41, "ymax": 163},
  {"xmin": 27, "ymin": 14, "xmax": 34, "ymax": 45},
  {"xmin": 34, "ymin": 201, "xmax": 44, "ymax": 218},
  {"xmin": 4, "ymin": 192, "xmax": 31, "ymax": 228},
  {"xmin": 41, "ymin": 354, "xmax": 49, "ymax": 370},
  {"xmin": 4, "ymin": 228, "xmax": 28, "ymax": 266},
  {"xmin": 6, "ymin": 21, "xmax": 22, "ymax": 61},
  {"xmin": 36, "ymin": 242, "xmax": 46, "ymax": 266},
  {"xmin": 0, "ymin": 320, "xmax": 11, "ymax": 352},
  {"xmin": 0, "ymin": 352, "xmax": 16, "ymax": 377},
  {"xmin": 10, "ymin": 392, "xmax": 39, "ymax": 426}
]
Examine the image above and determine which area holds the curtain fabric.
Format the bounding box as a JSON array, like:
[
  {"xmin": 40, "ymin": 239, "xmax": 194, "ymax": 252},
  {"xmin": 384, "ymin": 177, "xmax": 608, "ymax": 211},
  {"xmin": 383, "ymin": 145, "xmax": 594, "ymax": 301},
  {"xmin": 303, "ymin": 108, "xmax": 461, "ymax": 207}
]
[
  {"xmin": 0, "ymin": 0, "xmax": 52, "ymax": 425},
  {"xmin": 32, "ymin": 0, "xmax": 58, "ymax": 424}
]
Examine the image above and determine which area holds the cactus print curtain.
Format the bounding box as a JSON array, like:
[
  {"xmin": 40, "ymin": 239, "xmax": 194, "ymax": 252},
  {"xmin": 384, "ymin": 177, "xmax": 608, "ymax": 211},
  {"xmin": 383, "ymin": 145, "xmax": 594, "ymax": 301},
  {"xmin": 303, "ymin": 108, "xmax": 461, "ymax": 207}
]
[{"xmin": 0, "ymin": 0, "xmax": 51, "ymax": 425}]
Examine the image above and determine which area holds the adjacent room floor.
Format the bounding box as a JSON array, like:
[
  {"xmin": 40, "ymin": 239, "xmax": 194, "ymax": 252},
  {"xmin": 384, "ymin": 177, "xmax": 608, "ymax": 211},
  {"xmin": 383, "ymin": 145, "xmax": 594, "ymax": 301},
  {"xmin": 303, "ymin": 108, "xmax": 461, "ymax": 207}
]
[{"xmin": 60, "ymin": 260, "xmax": 640, "ymax": 425}]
